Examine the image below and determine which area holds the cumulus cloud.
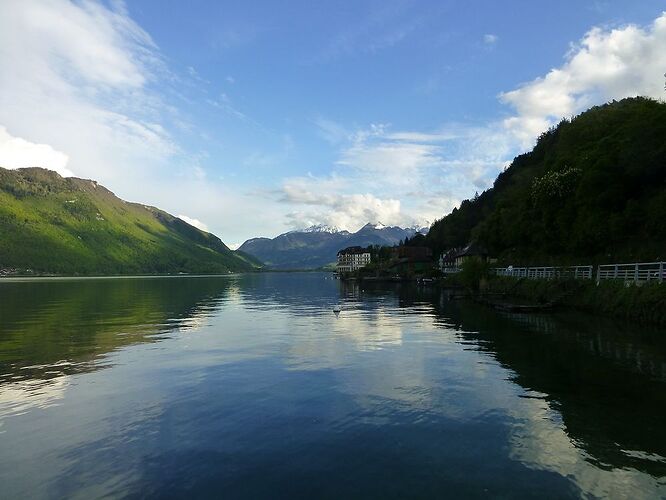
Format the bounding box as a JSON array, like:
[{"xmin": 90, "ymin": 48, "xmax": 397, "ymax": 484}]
[
  {"xmin": 177, "ymin": 214, "xmax": 209, "ymax": 232},
  {"xmin": 0, "ymin": 126, "xmax": 73, "ymax": 177},
  {"xmin": 501, "ymin": 12, "xmax": 666, "ymax": 145},
  {"xmin": 285, "ymin": 193, "xmax": 403, "ymax": 232},
  {"xmin": 292, "ymin": 119, "xmax": 518, "ymax": 232},
  {"xmin": 280, "ymin": 175, "xmax": 406, "ymax": 231}
]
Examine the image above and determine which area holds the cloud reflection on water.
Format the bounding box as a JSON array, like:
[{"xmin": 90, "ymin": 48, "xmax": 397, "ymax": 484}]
[{"xmin": 0, "ymin": 274, "xmax": 665, "ymax": 498}]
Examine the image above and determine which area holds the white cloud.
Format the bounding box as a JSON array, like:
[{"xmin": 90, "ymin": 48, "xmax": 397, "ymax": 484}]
[
  {"xmin": 500, "ymin": 12, "xmax": 666, "ymax": 145},
  {"xmin": 285, "ymin": 194, "xmax": 403, "ymax": 232},
  {"xmin": 177, "ymin": 214, "xmax": 209, "ymax": 232},
  {"xmin": 0, "ymin": 0, "xmax": 176, "ymax": 191},
  {"xmin": 279, "ymin": 174, "xmax": 406, "ymax": 231},
  {"xmin": 340, "ymin": 122, "xmax": 512, "ymax": 190},
  {"xmin": 339, "ymin": 138, "xmax": 443, "ymax": 186},
  {"xmin": 0, "ymin": 1, "xmax": 263, "ymax": 244},
  {"xmin": 0, "ymin": 126, "xmax": 73, "ymax": 177},
  {"xmin": 276, "ymin": 119, "xmax": 515, "ymax": 233},
  {"xmin": 385, "ymin": 131, "xmax": 459, "ymax": 142},
  {"xmin": 146, "ymin": 175, "xmax": 289, "ymax": 243},
  {"xmin": 0, "ymin": 1, "xmax": 269, "ymax": 245},
  {"xmin": 337, "ymin": 123, "xmax": 442, "ymax": 189},
  {"xmin": 483, "ymin": 33, "xmax": 498, "ymax": 45}
]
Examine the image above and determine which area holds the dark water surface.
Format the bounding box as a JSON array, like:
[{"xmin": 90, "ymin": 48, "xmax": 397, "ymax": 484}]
[{"xmin": 0, "ymin": 273, "xmax": 665, "ymax": 498}]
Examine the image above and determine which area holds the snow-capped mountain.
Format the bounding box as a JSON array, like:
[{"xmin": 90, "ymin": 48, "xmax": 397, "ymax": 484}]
[
  {"xmin": 296, "ymin": 224, "xmax": 346, "ymax": 234},
  {"xmin": 362, "ymin": 222, "xmax": 387, "ymax": 230},
  {"xmin": 238, "ymin": 222, "xmax": 430, "ymax": 270}
]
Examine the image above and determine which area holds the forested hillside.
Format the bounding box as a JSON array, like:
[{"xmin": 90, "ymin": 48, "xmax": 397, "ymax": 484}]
[
  {"xmin": 427, "ymin": 97, "xmax": 666, "ymax": 264},
  {"xmin": 0, "ymin": 167, "xmax": 259, "ymax": 275}
]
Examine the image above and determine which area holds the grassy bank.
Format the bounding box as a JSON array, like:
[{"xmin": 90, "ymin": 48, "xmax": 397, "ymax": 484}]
[{"xmin": 484, "ymin": 276, "xmax": 666, "ymax": 326}]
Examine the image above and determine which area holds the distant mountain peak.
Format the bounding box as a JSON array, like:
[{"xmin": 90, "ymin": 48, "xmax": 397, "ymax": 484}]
[
  {"xmin": 409, "ymin": 223, "xmax": 430, "ymax": 234},
  {"xmin": 362, "ymin": 221, "xmax": 387, "ymax": 230},
  {"xmin": 293, "ymin": 224, "xmax": 341, "ymax": 234}
]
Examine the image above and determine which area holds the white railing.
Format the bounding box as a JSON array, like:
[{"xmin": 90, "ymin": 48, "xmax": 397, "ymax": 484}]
[
  {"xmin": 490, "ymin": 262, "xmax": 665, "ymax": 283},
  {"xmin": 596, "ymin": 262, "xmax": 665, "ymax": 283},
  {"xmin": 493, "ymin": 266, "xmax": 593, "ymax": 280}
]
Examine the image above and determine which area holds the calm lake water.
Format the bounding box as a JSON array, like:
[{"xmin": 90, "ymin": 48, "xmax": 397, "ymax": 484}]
[{"xmin": 0, "ymin": 273, "xmax": 665, "ymax": 498}]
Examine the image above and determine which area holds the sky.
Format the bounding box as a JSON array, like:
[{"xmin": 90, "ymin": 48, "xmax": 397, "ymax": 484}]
[{"xmin": 0, "ymin": 1, "xmax": 665, "ymax": 248}]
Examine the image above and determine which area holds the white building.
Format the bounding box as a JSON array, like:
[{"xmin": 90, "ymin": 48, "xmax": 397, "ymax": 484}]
[{"xmin": 337, "ymin": 246, "xmax": 371, "ymax": 273}]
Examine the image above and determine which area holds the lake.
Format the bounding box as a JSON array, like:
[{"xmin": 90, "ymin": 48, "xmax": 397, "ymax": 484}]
[{"xmin": 0, "ymin": 273, "xmax": 665, "ymax": 498}]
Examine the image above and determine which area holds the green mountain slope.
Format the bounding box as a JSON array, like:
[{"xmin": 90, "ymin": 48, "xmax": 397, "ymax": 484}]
[
  {"xmin": 427, "ymin": 97, "xmax": 666, "ymax": 264},
  {"xmin": 0, "ymin": 167, "xmax": 260, "ymax": 275}
]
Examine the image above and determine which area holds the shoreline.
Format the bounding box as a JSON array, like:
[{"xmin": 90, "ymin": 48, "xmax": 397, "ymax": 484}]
[
  {"xmin": 0, "ymin": 269, "xmax": 333, "ymax": 281},
  {"xmin": 342, "ymin": 273, "xmax": 666, "ymax": 326},
  {"xmin": 479, "ymin": 276, "xmax": 666, "ymax": 326}
]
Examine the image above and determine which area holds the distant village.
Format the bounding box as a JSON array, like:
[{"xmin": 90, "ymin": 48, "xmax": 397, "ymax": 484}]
[{"xmin": 335, "ymin": 242, "xmax": 490, "ymax": 280}]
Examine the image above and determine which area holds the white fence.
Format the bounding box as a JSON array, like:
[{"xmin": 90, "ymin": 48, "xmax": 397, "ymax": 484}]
[
  {"xmin": 443, "ymin": 261, "xmax": 665, "ymax": 284},
  {"xmin": 493, "ymin": 266, "xmax": 593, "ymax": 280},
  {"xmin": 596, "ymin": 262, "xmax": 665, "ymax": 283}
]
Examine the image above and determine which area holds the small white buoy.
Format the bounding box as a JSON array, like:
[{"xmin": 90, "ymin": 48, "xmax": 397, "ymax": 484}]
[{"xmin": 333, "ymin": 305, "xmax": 341, "ymax": 316}]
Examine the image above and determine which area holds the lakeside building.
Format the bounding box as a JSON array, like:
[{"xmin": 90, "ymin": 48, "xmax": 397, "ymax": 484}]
[
  {"xmin": 438, "ymin": 248, "xmax": 459, "ymax": 273},
  {"xmin": 454, "ymin": 242, "xmax": 489, "ymax": 267},
  {"xmin": 439, "ymin": 243, "xmax": 490, "ymax": 272},
  {"xmin": 337, "ymin": 246, "xmax": 372, "ymax": 273}
]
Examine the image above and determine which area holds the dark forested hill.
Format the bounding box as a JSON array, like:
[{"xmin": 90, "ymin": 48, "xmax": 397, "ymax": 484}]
[
  {"xmin": 0, "ymin": 167, "xmax": 260, "ymax": 275},
  {"xmin": 426, "ymin": 97, "xmax": 666, "ymax": 264}
]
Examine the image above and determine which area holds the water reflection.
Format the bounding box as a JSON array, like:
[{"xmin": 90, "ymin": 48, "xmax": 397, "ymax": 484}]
[
  {"xmin": 0, "ymin": 274, "xmax": 664, "ymax": 498},
  {"xmin": 435, "ymin": 301, "xmax": 666, "ymax": 476},
  {"xmin": 0, "ymin": 276, "xmax": 239, "ymax": 426}
]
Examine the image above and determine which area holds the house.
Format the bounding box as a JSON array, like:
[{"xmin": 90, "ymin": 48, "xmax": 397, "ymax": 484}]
[
  {"xmin": 438, "ymin": 243, "xmax": 490, "ymax": 272},
  {"xmin": 453, "ymin": 242, "xmax": 488, "ymax": 268},
  {"xmin": 438, "ymin": 248, "xmax": 459, "ymax": 273},
  {"xmin": 337, "ymin": 246, "xmax": 372, "ymax": 273}
]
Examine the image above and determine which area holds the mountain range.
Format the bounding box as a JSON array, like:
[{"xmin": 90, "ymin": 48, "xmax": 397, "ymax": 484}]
[
  {"xmin": 238, "ymin": 222, "xmax": 428, "ymax": 269},
  {"xmin": 0, "ymin": 167, "xmax": 261, "ymax": 275}
]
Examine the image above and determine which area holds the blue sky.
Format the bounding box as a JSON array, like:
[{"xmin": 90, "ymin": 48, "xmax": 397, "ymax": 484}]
[{"xmin": 1, "ymin": 1, "xmax": 665, "ymax": 247}]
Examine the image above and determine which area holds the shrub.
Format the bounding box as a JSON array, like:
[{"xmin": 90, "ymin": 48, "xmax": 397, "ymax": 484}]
[{"xmin": 459, "ymin": 258, "xmax": 490, "ymax": 291}]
